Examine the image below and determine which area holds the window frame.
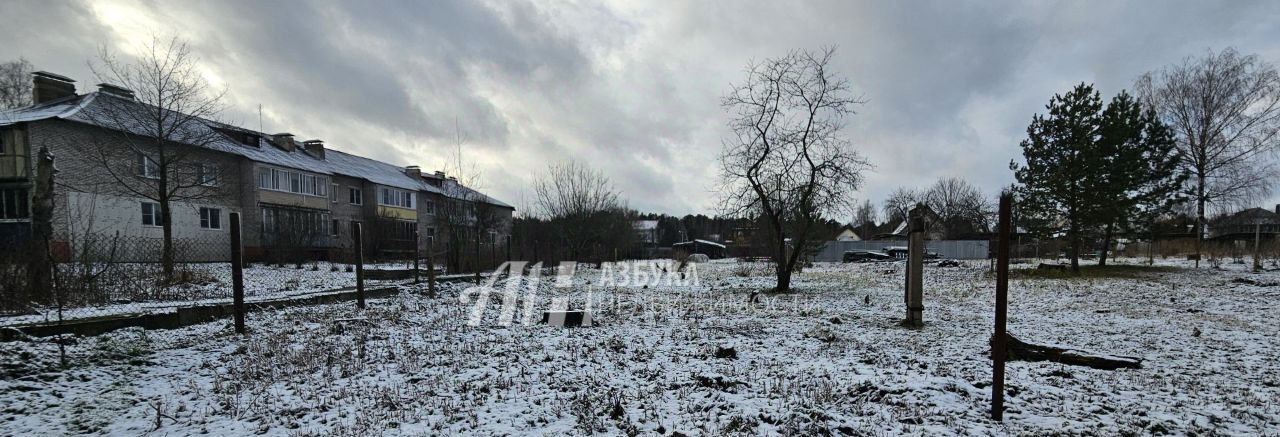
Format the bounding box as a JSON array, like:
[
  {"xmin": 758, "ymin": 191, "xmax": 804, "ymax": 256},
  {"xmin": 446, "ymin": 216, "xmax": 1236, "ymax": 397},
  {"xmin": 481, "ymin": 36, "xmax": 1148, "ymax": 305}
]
[
  {"xmin": 0, "ymin": 188, "xmax": 30, "ymax": 220},
  {"xmin": 255, "ymin": 166, "xmax": 329, "ymax": 197},
  {"xmin": 348, "ymin": 187, "xmax": 363, "ymax": 205},
  {"xmin": 141, "ymin": 202, "xmax": 163, "ymax": 227},
  {"xmin": 377, "ymin": 186, "xmax": 415, "ymax": 209},
  {"xmin": 199, "ymin": 207, "xmax": 222, "ymax": 230},
  {"xmin": 196, "ymin": 163, "xmax": 219, "ymax": 187},
  {"xmin": 136, "ymin": 152, "xmax": 160, "ymax": 179}
]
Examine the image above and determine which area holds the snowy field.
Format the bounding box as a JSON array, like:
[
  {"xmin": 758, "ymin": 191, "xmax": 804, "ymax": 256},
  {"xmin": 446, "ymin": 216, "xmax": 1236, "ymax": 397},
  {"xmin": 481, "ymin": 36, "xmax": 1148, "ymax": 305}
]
[{"xmin": 1, "ymin": 258, "xmax": 1278, "ymax": 435}]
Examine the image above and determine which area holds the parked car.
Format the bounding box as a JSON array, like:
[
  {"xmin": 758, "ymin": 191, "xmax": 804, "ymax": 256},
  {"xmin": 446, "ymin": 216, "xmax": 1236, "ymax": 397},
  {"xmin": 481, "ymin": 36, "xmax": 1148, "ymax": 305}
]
[{"xmin": 843, "ymin": 250, "xmax": 895, "ymax": 262}]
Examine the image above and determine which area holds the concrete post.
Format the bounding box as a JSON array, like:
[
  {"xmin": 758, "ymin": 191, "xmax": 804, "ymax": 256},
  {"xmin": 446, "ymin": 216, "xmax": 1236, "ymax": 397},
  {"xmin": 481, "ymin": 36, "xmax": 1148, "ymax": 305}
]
[{"xmin": 905, "ymin": 207, "xmax": 925, "ymax": 327}]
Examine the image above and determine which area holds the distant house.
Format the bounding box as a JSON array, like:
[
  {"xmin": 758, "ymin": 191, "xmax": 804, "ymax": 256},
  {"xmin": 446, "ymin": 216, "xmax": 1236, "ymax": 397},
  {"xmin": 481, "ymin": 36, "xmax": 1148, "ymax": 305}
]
[
  {"xmin": 633, "ymin": 220, "xmax": 659, "ymax": 244},
  {"xmin": 1207, "ymin": 206, "xmax": 1280, "ymax": 241},
  {"xmin": 673, "ymin": 239, "xmax": 726, "ymax": 259},
  {"xmin": 835, "ymin": 224, "xmax": 862, "ymax": 241}
]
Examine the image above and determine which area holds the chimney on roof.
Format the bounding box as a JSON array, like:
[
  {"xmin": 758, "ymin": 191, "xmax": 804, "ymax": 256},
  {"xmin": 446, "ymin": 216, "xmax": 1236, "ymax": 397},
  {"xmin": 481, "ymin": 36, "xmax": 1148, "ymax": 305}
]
[
  {"xmin": 405, "ymin": 165, "xmax": 422, "ymax": 178},
  {"xmin": 302, "ymin": 139, "xmax": 325, "ymax": 159},
  {"xmin": 272, "ymin": 133, "xmax": 295, "ymax": 152},
  {"xmin": 97, "ymin": 83, "xmax": 135, "ymax": 100},
  {"xmin": 1275, "ymin": 204, "xmax": 1279, "ymax": 215},
  {"xmin": 434, "ymin": 171, "xmax": 445, "ymax": 178},
  {"xmin": 32, "ymin": 72, "xmax": 76, "ymax": 104}
]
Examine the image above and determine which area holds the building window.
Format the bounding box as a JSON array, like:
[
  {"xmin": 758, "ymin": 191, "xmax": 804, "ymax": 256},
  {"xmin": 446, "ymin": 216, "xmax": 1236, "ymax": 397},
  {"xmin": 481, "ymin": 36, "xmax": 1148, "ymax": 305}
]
[
  {"xmin": 0, "ymin": 127, "xmax": 30, "ymax": 179},
  {"xmin": 425, "ymin": 200, "xmax": 436, "ymax": 215},
  {"xmin": 378, "ymin": 187, "xmax": 414, "ymax": 209},
  {"xmin": 199, "ymin": 207, "xmax": 222, "ymax": 229},
  {"xmin": 425, "ymin": 227, "xmax": 436, "ymax": 247},
  {"xmin": 136, "ymin": 153, "xmax": 159, "ymax": 179},
  {"xmin": 196, "ymin": 164, "xmax": 218, "ymax": 186},
  {"xmin": 331, "ymin": 219, "xmax": 339, "ymax": 236},
  {"xmin": 260, "ymin": 205, "xmax": 330, "ymax": 245},
  {"xmin": 349, "ymin": 187, "xmax": 363, "ymax": 205},
  {"xmin": 141, "ymin": 202, "xmax": 163, "ymax": 227},
  {"xmin": 331, "ymin": 184, "xmax": 339, "ymax": 202},
  {"xmin": 255, "ymin": 166, "xmax": 328, "ymax": 196},
  {"xmin": 0, "ymin": 188, "xmax": 29, "ymax": 219}
]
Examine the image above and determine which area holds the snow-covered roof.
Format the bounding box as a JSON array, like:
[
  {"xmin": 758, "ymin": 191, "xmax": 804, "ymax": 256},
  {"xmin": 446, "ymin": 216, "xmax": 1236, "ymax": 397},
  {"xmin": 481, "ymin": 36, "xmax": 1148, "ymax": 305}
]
[
  {"xmin": 673, "ymin": 239, "xmax": 726, "ymax": 249},
  {"xmin": 633, "ymin": 220, "xmax": 658, "ymax": 230},
  {"xmin": 0, "ymin": 92, "xmax": 523, "ymax": 205}
]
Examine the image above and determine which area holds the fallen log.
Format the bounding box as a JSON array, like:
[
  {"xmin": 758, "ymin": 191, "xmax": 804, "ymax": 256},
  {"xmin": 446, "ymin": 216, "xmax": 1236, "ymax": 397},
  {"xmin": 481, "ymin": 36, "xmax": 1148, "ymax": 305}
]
[{"xmin": 992, "ymin": 333, "xmax": 1142, "ymax": 370}]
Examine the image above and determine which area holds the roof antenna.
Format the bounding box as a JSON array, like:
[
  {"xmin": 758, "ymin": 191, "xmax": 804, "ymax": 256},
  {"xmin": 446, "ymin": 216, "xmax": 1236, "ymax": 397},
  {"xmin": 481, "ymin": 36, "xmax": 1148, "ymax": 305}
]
[{"xmin": 258, "ymin": 104, "xmax": 263, "ymax": 132}]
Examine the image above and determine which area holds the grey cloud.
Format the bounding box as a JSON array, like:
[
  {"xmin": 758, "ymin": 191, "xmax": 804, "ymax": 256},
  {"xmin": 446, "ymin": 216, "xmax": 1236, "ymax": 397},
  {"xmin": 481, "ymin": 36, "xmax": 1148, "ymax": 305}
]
[{"xmin": 3, "ymin": 0, "xmax": 1280, "ymax": 215}]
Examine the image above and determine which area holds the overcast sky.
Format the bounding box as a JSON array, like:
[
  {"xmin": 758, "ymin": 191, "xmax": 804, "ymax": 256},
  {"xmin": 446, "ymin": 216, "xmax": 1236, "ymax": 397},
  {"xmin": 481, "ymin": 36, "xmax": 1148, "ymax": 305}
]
[{"xmin": 3, "ymin": 0, "xmax": 1279, "ymax": 218}]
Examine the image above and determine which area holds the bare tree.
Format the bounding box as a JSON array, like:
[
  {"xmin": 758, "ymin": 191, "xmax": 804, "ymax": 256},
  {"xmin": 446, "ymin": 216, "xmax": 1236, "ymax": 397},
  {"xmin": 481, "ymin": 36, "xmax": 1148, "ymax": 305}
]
[
  {"xmin": 718, "ymin": 47, "xmax": 869, "ymax": 292},
  {"xmin": 923, "ymin": 177, "xmax": 993, "ymax": 238},
  {"xmin": 882, "ymin": 187, "xmax": 920, "ymax": 224},
  {"xmin": 434, "ymin": 127, "xmax": 507, "ymax": 277},
  {"xmin": 80, "ymin": 37, "xmax": 229, "ymax": 281},
  {"xmin": 0, "ymin": 58, "xmax": 34, "ymax": 110},
  {"xmin": 532, "ymin": 160, "xmax": 630, "ymax": 263},
  {"xmin": 853, "ymin": 199, "xmax": 877, "ymax": 226},
  {"xmin": 1137, "ymin": 48, "xmax": 1280, "ymax": 265}
]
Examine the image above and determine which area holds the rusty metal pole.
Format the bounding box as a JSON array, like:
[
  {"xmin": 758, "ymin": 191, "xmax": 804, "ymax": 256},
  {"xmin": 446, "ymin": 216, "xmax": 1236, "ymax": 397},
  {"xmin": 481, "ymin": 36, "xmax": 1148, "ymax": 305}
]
[
  {"xmin": 1253, "ymin": 221, "xmax": 1261, "ymax": 272},
  {"xmin": 230, "ymin": 212, "xmax": 246, "ymax": 334},
  {"xmin": 355, "ymin": 222, "xmax": 366, "ymax": 309},
  {"xmin": 992, "ymin": 193, "xmax": 1012, "ymax": 421},
  {"xmin": 413, "ymin": 229, "xmax": 421, "ymax": 284},
  {"xmin": 427, "ymin": 236, "xmax": 437, "ymax": 295}
]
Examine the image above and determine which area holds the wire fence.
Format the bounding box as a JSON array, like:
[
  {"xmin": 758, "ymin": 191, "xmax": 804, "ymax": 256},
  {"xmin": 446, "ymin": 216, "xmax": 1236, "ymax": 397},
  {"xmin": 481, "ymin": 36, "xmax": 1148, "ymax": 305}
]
[{"xmin": 0, "ymin": 216, "xmax": 473, "ymax": 330}]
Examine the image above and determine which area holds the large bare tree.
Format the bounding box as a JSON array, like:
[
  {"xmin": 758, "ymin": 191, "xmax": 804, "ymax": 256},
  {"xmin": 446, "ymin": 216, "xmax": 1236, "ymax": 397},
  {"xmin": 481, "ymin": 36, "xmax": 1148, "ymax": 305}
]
[
  {"xmin": 923, "ymin": 177, "xmax": 993, "ymax": 238},
  {"xmin": 718, "ymin": 47, "xmax": 869, "ymax": 292},
  {"xmin": 81, "ymin": 37, "xmax": 228, "ymax": 280},
  {"xmin": 1137, "ymin": 48, "xmax": 1280, "ymax": 265},
  {"xmin": 532, "ymin": 160, "xmax": 630, "ymax": 263},
  {"xmin": 882, "ymin": 187, "xmax": 920, "ymax": 225},
  {"xmin": 0, "ymin": 57, "xmax": 34, "ymax": 110}
]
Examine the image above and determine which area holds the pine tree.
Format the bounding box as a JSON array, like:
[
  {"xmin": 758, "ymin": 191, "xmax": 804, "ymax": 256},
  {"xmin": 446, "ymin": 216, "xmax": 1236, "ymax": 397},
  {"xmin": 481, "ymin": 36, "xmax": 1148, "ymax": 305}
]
[
  {"xmin": 1094, "ymin": 91, "xmax": 1186, "ymax": 266},
  {"xmin": 1011, "ymin": 83, "xmax": 1105, "ymax": 272}
]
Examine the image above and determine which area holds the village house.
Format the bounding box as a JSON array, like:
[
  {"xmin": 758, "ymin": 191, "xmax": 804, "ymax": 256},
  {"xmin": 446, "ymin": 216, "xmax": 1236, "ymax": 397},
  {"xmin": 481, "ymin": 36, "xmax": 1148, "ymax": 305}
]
[
  {"xmin": 0, "ymin": 72, "xmax": 512, "ymax": 262},
  {"xmin": 1207, "ymin": 206, "xmax": 1280, "ymax": 242}
]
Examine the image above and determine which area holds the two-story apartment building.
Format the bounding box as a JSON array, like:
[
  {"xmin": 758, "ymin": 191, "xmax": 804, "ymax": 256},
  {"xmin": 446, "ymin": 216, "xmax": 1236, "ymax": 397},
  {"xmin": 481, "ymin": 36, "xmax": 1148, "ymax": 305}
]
[{"xmin": 0, "ymin": 72, "xmax": 512, "ymax": 263}]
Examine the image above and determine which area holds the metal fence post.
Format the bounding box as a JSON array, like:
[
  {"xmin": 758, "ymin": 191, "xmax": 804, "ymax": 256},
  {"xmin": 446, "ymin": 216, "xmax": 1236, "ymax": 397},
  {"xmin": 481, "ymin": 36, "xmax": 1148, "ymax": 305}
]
[
  {"xmin": 992, "ymin": 193, "xmax": 1012, "ymax": 421},
  {"xmin": 355, "ymin": 222, "xmax": 366, "ymax": 309},
  {"xmin": 427, "ymin": 238, "xmax": 437, "ymax": 295},
  {"xmin": 413, "ymin": 230, "xmax": 421, "ymax": 284},
  {"xmin": 229, "ymin": 212, "xmax": 246, "ymax": 334}
]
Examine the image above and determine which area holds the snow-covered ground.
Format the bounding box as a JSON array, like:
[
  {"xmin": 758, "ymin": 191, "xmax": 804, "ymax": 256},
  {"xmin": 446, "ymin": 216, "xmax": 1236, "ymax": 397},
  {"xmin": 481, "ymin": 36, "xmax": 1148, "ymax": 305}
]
[
  {"xmin": 1, "ymin": 261, "xmax": 427, "ymax": 325},
  {"xmin": 1, "ymin": 258, "xmax": 1277, "ymax": 435}
]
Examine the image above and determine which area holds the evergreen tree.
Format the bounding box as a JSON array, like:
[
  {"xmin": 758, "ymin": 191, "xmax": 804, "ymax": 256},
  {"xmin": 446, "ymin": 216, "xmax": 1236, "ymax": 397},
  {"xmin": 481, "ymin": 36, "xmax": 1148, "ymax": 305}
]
[
  {"xmin": 1011, "ymin": 83, "xmax": 1105, "ymax": 272},
  {"xmin": 1094, "ymin": 91, "xmax": 1186, "ymax": 266}
]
